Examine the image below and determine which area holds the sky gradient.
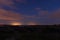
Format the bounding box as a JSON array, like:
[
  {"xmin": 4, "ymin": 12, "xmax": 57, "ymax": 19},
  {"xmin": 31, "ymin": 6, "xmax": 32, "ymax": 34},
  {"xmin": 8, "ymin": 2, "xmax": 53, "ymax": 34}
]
[{"xmin": 0, "ymin": 0, "xmax": 60, "ymax": 25}]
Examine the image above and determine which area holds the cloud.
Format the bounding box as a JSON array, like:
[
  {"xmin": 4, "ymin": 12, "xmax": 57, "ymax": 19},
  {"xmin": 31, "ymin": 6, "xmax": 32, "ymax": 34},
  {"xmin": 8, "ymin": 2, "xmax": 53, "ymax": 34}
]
[
  {"xmin": 0, "ymin": 8, "xmax": 41, "ymax": 25},
  {"xmin": 0, "ymin": 7, "xmax": 49, "ymax": 25},
  {"xmin": 23, "ymin": 15, "xmax": 40, "ymax": 19},
  {"xmin": 0, "ymin": 0, "xmax": 13, "ymax": 6},
  {"xmin": 0, "ymin": 0, "xmax": 27, "ymax": 5},
  {"xmin": 16, "ymin": 0, "xmax": 27, "ymax": 3},
  {"xmin": 35, "ymin": 8, "xmax": 48, "ymax": 17},
  {"xmin": 49, "ymin": 8, "xmax": 60, "ymax": 19},
  {"xmin": 0, "ymin": 0, "xmax": 27, "ymax": 9},
  {"xmin": 0, "ymin": 0, "xmax": 16, "ymax": 9},
  {"xmin": 0, "ymin": 0, "xmax": 49, "ymax": 25},
  {"xmin": 0, "ymin": 8, "xmax": 23, "ymax": 21},
  {"xmin": 38, "ymin": 10, "xmax": 48, "ymax": 17}
]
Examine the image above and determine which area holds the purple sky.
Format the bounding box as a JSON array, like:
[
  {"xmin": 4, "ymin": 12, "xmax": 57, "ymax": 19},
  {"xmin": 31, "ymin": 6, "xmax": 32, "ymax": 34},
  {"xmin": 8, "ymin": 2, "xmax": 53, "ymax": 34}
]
[{"xmin": 0, "ymin": 0, "xmax": 60, "ymax": 25}]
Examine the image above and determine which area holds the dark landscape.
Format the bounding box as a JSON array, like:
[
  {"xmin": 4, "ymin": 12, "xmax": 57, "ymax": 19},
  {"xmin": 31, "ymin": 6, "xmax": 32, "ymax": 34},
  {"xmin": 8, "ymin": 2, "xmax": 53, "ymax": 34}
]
[{"xmin": 0, "ymin": 25, "xmax": 59, "ymax": 40}]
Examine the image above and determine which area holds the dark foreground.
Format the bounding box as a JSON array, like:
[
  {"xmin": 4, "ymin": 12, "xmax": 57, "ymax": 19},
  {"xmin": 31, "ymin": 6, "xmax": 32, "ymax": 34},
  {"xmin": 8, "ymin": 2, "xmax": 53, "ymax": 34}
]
[{"xmin": 0, "ymin": 25, "xmax": 60, "ymax": 40}]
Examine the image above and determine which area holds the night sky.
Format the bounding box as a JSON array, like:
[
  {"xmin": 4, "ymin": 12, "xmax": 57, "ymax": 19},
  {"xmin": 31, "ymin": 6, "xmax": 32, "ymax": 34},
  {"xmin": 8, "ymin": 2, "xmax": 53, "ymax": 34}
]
[{"xmin": 0, "ymin": 0, "xmax": 60, "ymax": 25}]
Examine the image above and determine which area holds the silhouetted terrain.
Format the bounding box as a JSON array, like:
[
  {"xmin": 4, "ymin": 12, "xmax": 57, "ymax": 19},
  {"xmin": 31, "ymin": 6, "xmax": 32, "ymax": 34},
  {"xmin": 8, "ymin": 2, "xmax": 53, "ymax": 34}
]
[{"xmin": 0, "ymin": 25, "xmax": 60, "ymax": 40}]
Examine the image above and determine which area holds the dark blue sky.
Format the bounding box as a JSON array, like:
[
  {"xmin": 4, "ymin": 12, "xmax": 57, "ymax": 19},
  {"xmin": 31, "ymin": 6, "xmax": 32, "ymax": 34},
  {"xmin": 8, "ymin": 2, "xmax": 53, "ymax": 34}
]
[{"xmin": 14, "ymin": 0, "xmax": 48, "ymax": 14}]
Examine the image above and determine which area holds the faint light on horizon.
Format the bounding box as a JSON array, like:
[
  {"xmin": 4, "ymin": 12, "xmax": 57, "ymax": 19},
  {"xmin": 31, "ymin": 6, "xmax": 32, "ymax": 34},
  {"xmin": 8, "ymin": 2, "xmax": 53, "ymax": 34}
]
[
  {"xmin": 27, "ymin": 22, "xmax": 37, "ymax": 25},
  {"xmin": 10, "ymin": 22, "xmax": 22, "ymax": 26}
]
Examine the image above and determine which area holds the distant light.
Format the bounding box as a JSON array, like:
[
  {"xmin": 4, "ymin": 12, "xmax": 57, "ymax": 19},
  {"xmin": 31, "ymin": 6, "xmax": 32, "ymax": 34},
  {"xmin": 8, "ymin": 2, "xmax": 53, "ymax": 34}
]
[
  {"xmin": 10, "ymin": 22, "xmax": 22, "ymax": 26},
  {"xmin": 27, "ymin": 22, "xmax": 36, "ymax": 25}
]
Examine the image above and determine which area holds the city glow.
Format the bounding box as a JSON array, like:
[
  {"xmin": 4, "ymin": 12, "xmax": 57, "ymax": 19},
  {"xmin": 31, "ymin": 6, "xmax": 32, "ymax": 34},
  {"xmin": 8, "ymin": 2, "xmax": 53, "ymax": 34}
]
[{"xmin": 10, "ymin": 22, "xmax": 22, "ymax": 26}]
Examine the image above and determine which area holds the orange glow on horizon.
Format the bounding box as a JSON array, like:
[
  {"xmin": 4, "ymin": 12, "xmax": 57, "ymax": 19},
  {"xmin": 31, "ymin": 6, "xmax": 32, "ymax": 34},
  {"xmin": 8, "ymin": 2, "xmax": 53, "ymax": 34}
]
[{"xmin": 10, "ymin": 22, "xmax": 22, "ymax": 26}]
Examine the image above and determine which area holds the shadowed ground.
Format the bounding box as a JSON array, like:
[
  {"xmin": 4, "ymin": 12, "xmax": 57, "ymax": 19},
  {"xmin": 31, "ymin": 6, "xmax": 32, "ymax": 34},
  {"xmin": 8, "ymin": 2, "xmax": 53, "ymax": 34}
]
[{"xmin": 0, "ymin": 25, "xmax": 59, "ymax": 40}]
